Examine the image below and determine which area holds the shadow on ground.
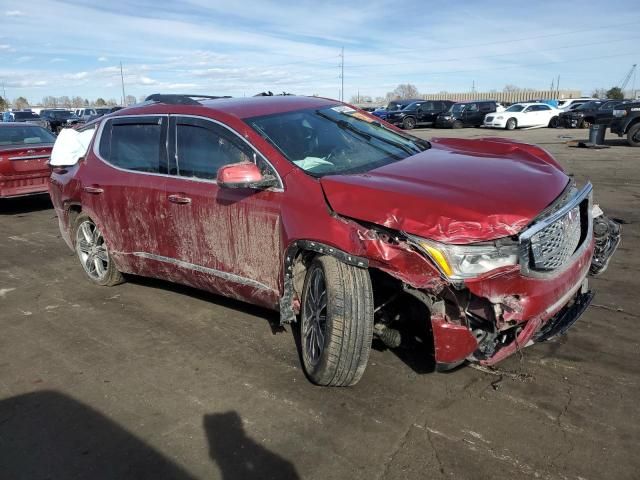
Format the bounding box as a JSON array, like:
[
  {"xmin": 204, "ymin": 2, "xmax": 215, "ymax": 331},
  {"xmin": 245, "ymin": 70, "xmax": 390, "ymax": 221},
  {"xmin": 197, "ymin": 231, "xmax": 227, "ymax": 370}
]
[
  {"xmin": 0, "ymin": 391, "xmax": 299, "ymax": 480},
  {"xmin": 0, "ymin": 194, "xmax": 52, "ymax": 215}
]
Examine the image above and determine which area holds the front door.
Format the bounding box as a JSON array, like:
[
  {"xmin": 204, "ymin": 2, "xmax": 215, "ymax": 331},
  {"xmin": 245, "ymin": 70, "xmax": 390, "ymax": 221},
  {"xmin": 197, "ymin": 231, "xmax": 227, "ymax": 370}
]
[{"xmin": 159, "ymin": 115, "xmax": 284, "ymax": 308}]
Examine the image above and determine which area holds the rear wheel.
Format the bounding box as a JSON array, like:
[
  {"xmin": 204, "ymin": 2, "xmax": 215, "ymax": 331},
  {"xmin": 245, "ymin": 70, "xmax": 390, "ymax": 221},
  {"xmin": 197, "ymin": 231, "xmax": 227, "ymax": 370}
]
[
  {"xmin": 73, "ymin": 214, "xmax": 123, "ymax": 286},
  {"xmin": 548, "ymin": 116, "xmax": 559, "ymax": 128},
  {"xmin": 580, "ymin": 118, "xmax": 593, "ymax": 129},
  {"xmin": 452, "ymin": 120, "xmax": 463, "ymax": 129},
  {"xmin": 402, "ymin": 117, "xmax": 416, "ymax": 130},
  {"xmin": 300, "ymin": 256, "xmax": 374, "ymax": 386},
  {"xmin": 627, "ymin": 123, "xmax": 640, "ymax": 147},
  {"xmin": 505, "ymin": 118, "xmax": 517, "ymax": 130}
]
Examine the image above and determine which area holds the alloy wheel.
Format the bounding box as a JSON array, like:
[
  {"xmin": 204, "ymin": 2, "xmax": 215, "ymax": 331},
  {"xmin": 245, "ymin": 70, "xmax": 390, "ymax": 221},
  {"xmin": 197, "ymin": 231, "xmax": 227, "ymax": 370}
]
[
  {"xmin": 302, "ymin": 266, "xmax": 328, "ymax": 367},
  {"xmin": 75, "ymin": 220, "xmax": 109, "ymax": 281}
]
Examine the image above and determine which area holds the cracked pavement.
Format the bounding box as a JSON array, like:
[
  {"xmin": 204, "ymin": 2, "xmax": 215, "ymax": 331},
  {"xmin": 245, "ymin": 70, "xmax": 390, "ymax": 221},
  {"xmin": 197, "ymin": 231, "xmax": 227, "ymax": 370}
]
[{"xmin": 1, "ymin": 127, "xmax": 638, "ymax": 479}]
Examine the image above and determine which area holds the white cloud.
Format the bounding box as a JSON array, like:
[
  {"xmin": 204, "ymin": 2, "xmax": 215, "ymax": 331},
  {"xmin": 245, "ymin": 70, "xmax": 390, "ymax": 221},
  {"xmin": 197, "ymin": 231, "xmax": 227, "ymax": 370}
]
[
  {"xmin": 15, "ymin": 56, "xmax": 33, "ymax": 63},
  {"xmin": 50, "ymin": 57, "xmax": 66, "ymax": 63},
  {"xmin": 98, "ymin": 56, "xmax": 108, "ymax": 62},
  {"xmin": 5, "ymin": 10, "xmax": 24, "ymax": 16},
  {"xmin": 64, "ymin": 71, "xmax": 89, "ymax": 80}
]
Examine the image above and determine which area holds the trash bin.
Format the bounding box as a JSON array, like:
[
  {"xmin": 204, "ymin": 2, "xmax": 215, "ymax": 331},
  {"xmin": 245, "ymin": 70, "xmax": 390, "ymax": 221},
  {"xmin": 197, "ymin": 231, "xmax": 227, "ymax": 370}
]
[{"xmin": 588, "ymin": 124, "xmax": 606, "ymax": 145}]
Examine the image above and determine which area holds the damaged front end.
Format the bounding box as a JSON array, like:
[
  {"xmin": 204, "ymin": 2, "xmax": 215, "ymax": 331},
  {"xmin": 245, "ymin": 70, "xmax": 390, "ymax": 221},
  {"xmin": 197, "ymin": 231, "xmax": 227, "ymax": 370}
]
[{"xmin": 349, "ymin": 182, "xmax": 621, "ymax": 370}]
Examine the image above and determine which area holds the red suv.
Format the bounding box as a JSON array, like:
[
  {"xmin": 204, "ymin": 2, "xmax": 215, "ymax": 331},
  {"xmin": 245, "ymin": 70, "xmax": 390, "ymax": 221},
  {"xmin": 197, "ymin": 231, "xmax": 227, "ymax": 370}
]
[{"xmin": 48, "ymin": 94, "xmax": 621, "ymax": 386}]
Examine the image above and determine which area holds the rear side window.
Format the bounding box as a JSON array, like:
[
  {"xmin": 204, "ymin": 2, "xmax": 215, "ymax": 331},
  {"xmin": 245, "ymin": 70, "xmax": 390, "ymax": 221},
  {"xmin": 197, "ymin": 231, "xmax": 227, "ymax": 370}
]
[
  {"xmin": 172, "ymin": 117, "xmax": 253, "ymax": 180},
  {"xmin": 98, "ymin": 116, "xmax": 166, "ymax": 173},
  {"xmin": 479, "ymin": 103, "xmax": 494, "ymax": 112}
]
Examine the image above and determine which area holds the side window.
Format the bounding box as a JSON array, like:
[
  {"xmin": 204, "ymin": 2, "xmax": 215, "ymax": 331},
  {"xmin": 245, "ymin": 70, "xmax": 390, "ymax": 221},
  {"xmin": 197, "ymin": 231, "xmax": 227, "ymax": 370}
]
[
  {"xmin": 479, "ymin": 103, "xmax": 493, "ymax": 112},
  {"xmin": 173, "ymin": 118, "xmax": 253, "ymax": 180},
  {"xmin": 421, "ymin": 102, "xmax": 434, "ymax": 111},
  {"xmin": 467, "ymin": 103, "xmax": 479, "ymax": 112},
  {"xmin": 98, "ymin": 117, "xmax": 166, "ymax": 173},
  {"xmin": 538, "ymin": 104, "xmax": 551, "ymax": 111}
]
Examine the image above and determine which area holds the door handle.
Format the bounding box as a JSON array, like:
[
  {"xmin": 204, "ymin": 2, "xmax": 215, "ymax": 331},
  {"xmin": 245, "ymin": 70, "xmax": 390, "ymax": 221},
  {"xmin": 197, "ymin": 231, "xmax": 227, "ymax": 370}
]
[
  {"xmin": 168, "ymin": 194, "xmax": 192, "ymax": 204},
  {"xmin": 83, "ymin": 185, "xmax": 104, "ymax": 194}
]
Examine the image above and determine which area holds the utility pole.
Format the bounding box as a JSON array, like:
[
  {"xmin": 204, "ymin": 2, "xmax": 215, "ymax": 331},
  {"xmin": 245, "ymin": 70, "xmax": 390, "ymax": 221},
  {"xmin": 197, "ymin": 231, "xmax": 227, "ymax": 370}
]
[
  {"xmin": 556, "ymin": 75, "xmax": 560, "ymax": 98},
  {"xmin": 339, "ymin": 47, "xmax": 344, "ymax": 102},
  {"xmin": 120, "ymin": 62, "xmax": 126, "ymax": 106}
]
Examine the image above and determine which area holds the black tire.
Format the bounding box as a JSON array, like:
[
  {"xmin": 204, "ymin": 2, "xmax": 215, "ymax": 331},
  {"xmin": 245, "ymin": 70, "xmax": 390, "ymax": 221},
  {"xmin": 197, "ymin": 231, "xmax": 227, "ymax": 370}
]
[
  {"xmin": 548, "ymin": 116, "xmax": 559, "ymax": 128},
  {"xmin": 627, "ymin": 123, "xmax": 640, "ymax": 147},
  {"xmin": 452, "ymin": 120, "xmax": 463, "ymax": 129},
  {"xmin": 505, "ymin": 118, "xmax": 517, "ymax": 130},
  {"xmin": 300, "ymin": 256, "xmax": 373, "ymax": 387},
  {"xmin": 73, "ymin": 214, "xmax": 124, "ymax": 286},
  {"xmin": 580, "ymin": 118, "xmax": 593, "ymax": 129},
  {"xmin": 402, "ymin": 116, "xmax": 416, "ymax": 130}
]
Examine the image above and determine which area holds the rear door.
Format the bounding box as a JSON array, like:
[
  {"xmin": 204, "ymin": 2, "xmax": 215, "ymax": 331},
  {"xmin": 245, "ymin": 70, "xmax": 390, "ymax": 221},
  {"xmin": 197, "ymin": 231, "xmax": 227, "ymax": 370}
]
[
  {"xmin": 82, "ymin": 115, "xmax": 169, "ymax": 274},
  {"xmin": 159, "ymin": 115, "xmax": 284, "ymax": 307},
  {"xmin": 463, "ymin": 103, "xmax": 480, "ymax": 125}
]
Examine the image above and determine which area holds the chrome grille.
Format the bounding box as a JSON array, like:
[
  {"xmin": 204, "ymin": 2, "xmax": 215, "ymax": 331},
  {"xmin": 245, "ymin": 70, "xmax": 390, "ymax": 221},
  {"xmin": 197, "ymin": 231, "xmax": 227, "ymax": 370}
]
[{"xmin": 530, "ymin": 206, "xmax": 582, "ymax": 270}]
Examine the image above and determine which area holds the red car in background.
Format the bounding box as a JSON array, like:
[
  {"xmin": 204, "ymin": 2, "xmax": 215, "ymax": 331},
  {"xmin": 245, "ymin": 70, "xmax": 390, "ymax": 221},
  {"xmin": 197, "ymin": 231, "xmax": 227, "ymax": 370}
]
[
  {"xmin": 0, "ymin": 123, "xmax": 56, "ymax": 198},
  {"xmin": 48, "ymin": 94, "xmax": 621, "ymax": 386}
]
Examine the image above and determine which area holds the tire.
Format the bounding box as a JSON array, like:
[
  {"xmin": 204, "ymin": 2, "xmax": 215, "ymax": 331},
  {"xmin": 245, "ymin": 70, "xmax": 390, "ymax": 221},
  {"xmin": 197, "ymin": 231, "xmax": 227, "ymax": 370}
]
[
  {"xmin": 73, "ymin": 214, "xmax": 124, "ymax": 286},
  {"xmin": 402, "ymin": 117, "xmax": 416, "ymax": 130},
  {"xmin": 452, "ymin": 120, "xmax": 463, "ymax": 129},
  {"xmin": 548, "ymin": 116, "xmax": 559, "ymax": 128},
  {"xmin": 505, "ymin": 118, "xmax": 517, "ymax": 130},
  {"xmin": 300, "ymin": 256, "xmax": 374, "ymax": 387},
  {"xmin": 627, "ymin": 123, "xmax": 640, "ymax": 147},
  {"xmin": 580, "ymin": 118, "xmax": 593, "ymax": 129}
]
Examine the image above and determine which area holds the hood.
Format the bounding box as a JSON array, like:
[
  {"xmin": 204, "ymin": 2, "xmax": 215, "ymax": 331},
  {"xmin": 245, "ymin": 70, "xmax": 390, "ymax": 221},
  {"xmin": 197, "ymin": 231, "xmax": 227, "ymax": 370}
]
[{"xmin": 320, "ymin": 137, "xmax": 569, "ymax": 244}]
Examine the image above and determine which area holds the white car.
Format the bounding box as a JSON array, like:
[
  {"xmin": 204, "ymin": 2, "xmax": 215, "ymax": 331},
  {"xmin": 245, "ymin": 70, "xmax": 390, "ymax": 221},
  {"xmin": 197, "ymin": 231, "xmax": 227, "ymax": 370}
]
[{"xmin": 484, "ymin": 103, "xmax": 560, "ymax": 130}]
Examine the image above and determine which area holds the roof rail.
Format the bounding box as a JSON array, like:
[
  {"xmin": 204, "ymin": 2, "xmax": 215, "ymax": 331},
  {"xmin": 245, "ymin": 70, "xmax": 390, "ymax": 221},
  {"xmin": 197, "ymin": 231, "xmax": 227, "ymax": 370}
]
[{"xmin": 144, "ymin": 94, "xmax": 232, "ymax": 105}]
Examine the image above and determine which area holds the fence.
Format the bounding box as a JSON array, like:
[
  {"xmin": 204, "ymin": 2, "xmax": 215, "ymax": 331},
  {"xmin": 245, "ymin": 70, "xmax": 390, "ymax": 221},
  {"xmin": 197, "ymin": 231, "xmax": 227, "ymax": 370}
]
[{"xmin": 420, "ymin": 90, "xmax": 582, "ymax": 103}]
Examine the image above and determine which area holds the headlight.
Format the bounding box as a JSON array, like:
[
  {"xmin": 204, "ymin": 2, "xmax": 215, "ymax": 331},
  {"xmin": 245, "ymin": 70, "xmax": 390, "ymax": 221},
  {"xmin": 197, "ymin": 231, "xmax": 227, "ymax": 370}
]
[
  {"xmin": 410, "ymin": 236, "xmax": 519, "ymax": 281},
  {"xmin": 613, "ymin": 109, "xmax": 627, "ymax": 117}
]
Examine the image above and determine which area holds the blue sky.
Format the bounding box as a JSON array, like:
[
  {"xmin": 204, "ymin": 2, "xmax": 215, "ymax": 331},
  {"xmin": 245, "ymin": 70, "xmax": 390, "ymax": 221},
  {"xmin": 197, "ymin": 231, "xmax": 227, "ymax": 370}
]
[{"xmin": 0, "ymin": 0, "xmax": 638, "ymax": 104}]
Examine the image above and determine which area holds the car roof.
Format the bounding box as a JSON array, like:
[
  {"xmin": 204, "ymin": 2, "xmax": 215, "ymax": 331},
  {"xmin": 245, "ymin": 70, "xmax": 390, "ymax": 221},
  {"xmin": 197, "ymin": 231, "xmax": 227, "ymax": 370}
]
[
  {"xmin": 0, "ymin": 122, "xmax": 46, "ymax": 128},
  {"xmin": 111, "ymin": 95, "xmax": 341, "ymax": 120}
]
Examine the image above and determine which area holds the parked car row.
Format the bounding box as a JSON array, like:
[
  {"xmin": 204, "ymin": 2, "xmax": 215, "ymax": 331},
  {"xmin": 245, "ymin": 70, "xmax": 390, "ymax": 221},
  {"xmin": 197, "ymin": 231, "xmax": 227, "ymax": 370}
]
[
  {"xmin": 1, "ymin": 106, "xmax": 122, "ymax": 133},
  {"xmin": 371, "ymin": 96, "xmax": 636, "ymax": 131}
]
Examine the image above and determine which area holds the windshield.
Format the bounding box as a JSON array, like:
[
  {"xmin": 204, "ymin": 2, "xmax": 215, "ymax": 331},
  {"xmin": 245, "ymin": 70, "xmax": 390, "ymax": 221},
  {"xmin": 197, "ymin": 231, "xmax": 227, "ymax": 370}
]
[
  {"xmin": 505, "ymin": 104, "xmax": 526, "ymax": 112},
  {"xmin": 48, "ymin": 110, "xmax": 74, "ymax": 119},
  {"xmin": 247, "ymin": 105, "xmax": 430, "ymax": 177},
  {"xmin": 576, "ymin": 101, "xmax": 601, "ymax": 110},
  {"xmin": 449, "ymin": 104, "xmax": 466, "ymax": 113},
  {"xmin": 0, "ymin": 125, "xmax": 56, "ymax": 145},
  {"xmin": 13, "ymin": 112, "xmax": 41, "ymax": 120},
  {"xmin": 95, "ymin": 108, "xmax": 110, "ymax": 114}
]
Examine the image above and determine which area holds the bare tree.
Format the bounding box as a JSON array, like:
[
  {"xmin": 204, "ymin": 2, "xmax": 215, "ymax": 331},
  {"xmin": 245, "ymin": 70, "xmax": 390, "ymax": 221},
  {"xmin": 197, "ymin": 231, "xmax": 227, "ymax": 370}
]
[
  {"xmin": 42, "ymin": 96, "xmax": 58, "ymax": 107},
  {"xmin": 70, "ymin": 96, "xmax": 84, "ymax": 108},
  {"xmin": 57, "ymin": 96, "xmax": 71, "ymax": 107},
  {"xmin": 591, "ymin": 88, "xmax": 607, "ymax": 99},
  {"xmin": 391, "ymin": 84, "xmax": 420, "ymax": 99},
  {"xmin": 106, "ymin": 98, "xmax": 118, "ymax": 106},
  {"xmin": 125, "ymin": 95, "xmax": 137, "ymax": 106},
  {"xmin": 0, "ymin": 96, "xmax": 8, "ymax": 110},
  {"xmin": 14, "ymin": 96, "xmax": 29, "ymax": 109},
  {"xmin": 503, "ymin": 84, "xmax": 520, "ymax": 93}
]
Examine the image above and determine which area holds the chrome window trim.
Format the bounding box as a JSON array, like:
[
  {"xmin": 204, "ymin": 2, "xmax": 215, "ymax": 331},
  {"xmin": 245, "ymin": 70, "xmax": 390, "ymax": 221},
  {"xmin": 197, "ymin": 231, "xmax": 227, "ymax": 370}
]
[
  {"xmin": 132, "ymin": 252, "xmax": 273, "ymax": 292},
  {"xmin": 8, "ymin": 154, "xmax": 51, "ymax": 161},
  {"xmin": 92, "ymin": 113, "xmax": 284, "ymax": 191},
  {"xmin": 519, "ymin": 182, "xmax": 593, "ymax": 279}
]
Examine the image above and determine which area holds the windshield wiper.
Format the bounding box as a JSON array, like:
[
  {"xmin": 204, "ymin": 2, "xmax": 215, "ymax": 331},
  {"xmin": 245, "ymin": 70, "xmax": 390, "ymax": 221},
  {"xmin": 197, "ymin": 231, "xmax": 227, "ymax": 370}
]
[{"xmin": 316, "ymin": 110, "xmax": 421, "ymax": 156}]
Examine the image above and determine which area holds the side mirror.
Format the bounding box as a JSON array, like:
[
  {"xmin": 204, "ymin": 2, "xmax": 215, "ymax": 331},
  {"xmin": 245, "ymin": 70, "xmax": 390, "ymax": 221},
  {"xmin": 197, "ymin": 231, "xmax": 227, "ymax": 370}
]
[{"xmin": 217, "ymin": 162, "xmax": 278, "ymax": 189}]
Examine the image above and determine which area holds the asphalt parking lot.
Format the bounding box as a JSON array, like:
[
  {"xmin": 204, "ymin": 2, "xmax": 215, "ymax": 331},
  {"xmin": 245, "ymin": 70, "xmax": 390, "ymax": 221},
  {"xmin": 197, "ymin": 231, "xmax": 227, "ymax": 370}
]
[{"xmin": 1, "ymin": 126, "xmax": 638, "ymax": 480}]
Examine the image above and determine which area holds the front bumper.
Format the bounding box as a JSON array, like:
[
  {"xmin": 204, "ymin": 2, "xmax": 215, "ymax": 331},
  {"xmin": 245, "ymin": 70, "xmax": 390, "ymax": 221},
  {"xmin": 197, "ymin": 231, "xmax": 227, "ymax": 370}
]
[
  {"xmin": 484, "ymin": 119, "xmax": 507, "ymax": 128},
  {"xmin": 435, "ymin": 118, "xmax": 455, "ymax": 128}
]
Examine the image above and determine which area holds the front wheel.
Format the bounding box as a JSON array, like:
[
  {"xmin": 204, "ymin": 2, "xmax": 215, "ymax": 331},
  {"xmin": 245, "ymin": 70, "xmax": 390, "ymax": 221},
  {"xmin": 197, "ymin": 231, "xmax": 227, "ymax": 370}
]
[
  {"xmin": 580, "ymin": 118, "xmax": 593, "ymax": 129},
  {"xmin": 627, "ymin": 124, "xmax": 640, "ymax": 147},
  {"xmin": 300, "ymin": 256, "xmax": 374, "ymax": 387},
  {"xmin": 548, "ymin": 116, "xmax": 559, "ymax": 128},
  {"xmin": 73, "ymin": 214, "xmax": 124, "ymax": 286},
  {"xmin": 505, "ymin": 118, "xmax": 517, "ymax": 130},
  {"xmin": 452, "ymin": 120, "xmax": 463, "ymax": 129},
  {"xmin": 402, "ymin": 117, "xmax": 416, "ymax": 130}
]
